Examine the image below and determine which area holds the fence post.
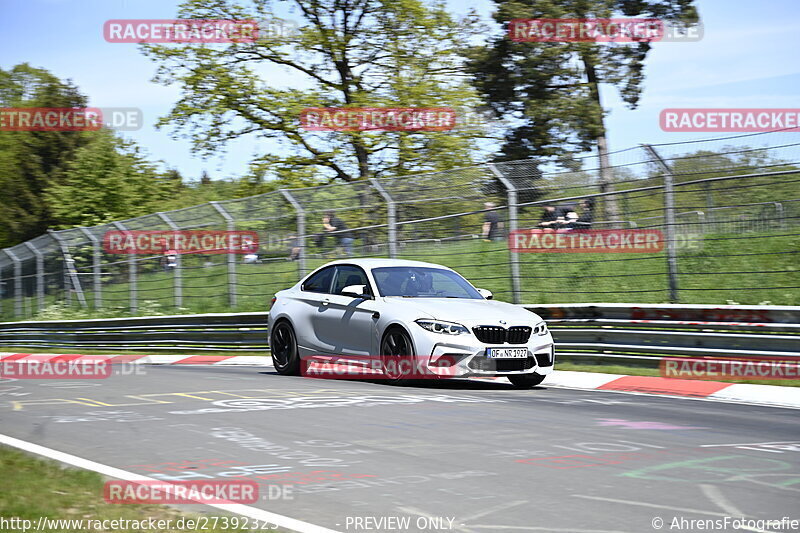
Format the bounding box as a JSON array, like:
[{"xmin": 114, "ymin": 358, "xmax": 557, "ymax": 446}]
[
  {"xmin": 209, "ymin": 201, "xmax": 237, "ymax": 308},
  {"xmin": 23, "ymin": 242, "xmax": 45, "ymax": 314},
  {"xmin": 156, "ymin": 212, "xmax": 183, "ymax": 309},
  {"xmin": 488, "ymin": 163, "xmax": 522, "ymax": 304},
  {"xmin": 703, "ymin": 183, "xmax": 715, "ymax": 227},
  {"xmin": 369, "ymin": 178, "xmax": 397, "ymax": 258},
  {"xmin": 111, "ymin": 222, "xmax": 137, "ymax": 314},
  {"xmin": 642, "ymin": 144, "xmax": 680, "ymax": 303},
  {"xmin": 280, "ymin": 190, "xmax": 307, "ymax": 277},
  {"xmin": 78, "ymin": 228, "xmax": 102, "ymax": 310},
  {"xmin": 2, "ymin": 249, "xmax": 23, "ymax": 317},
  {"xmin": 48, "ymin": 230, "xmax": 88, "ymax": 309}
]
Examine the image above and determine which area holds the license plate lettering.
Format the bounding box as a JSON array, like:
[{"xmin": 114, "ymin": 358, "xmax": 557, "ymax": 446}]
[{"xmin": 486, "ymin": 348, "xmax": 528, "ymax": 358}]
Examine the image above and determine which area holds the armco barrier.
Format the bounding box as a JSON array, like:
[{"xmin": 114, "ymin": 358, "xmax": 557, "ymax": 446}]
[
  {"xmin": 0, "ymin": 305, "xmax": 798, "ymax": 361},
  {"xmin": 523, "ymin": 303, "xmax": 800, "ymax": 365},
  {"xmin": 0, "ymin": 312, "xmax": 271, "ymax": 351}
]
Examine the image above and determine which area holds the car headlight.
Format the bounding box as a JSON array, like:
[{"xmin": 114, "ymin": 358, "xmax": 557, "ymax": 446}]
[
  {"xmin": 415, "ymin": 319, "xmax": 469, "ymax": 335},
  {"xmin": 533, "ymin": 321, "xmax": 548, "ymax": 336}
]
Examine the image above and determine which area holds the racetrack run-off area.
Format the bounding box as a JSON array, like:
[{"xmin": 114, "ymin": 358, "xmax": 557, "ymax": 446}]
[{"xmin": 2, "ymin": 363, "xmax": 799, "ymax": 533}]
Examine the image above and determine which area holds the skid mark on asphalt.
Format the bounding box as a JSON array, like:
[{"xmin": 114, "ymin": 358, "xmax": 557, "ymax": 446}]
[{"xmin": 699, "ymin": 483, "xmax": 744, "ymax": 516}]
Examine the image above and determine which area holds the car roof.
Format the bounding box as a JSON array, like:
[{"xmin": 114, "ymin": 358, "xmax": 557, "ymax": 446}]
[{"xmin": 313, "ymin": 258, "xmax": 452, "ymax": 271}]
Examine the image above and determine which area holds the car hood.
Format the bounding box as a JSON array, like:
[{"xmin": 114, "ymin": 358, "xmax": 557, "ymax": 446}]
[{"xmin": 382, "ymin": 297, "xmax": 542, "ymax": 325}]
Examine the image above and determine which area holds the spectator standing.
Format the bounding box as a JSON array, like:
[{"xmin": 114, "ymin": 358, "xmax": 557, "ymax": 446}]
[
  {"xmin": 287, "ymin": 234, "xmax": 301, "ymax": 261},
  {"xmin": 482, "ymin": 202, "xmax": 503, "ymax": 241},
  {"xmin": 538, "ymin": 205, "xmax": 558, "ymax": 228},
  {"xmin": 576, "ymin": 198, "xmax": 595, "ymax": 229},
  {"xmin": 322, "ymin": 211, "xmax": 354, "ymax": 256}
]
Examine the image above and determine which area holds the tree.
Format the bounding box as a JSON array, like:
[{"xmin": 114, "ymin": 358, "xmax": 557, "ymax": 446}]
[
  {"xmin": 468, "ymin": 0, "xmax": 699, "ymax": 220},
  {"xmin": 46, "ymin": 129, "xmax": 174, "ymax": 228},
  {"xmin": 141, "ymin": 0, "xmax": 490, "ymax": 185},
  {"xmin": 0, "ymin": 64, "xmax": 94, "ymax": 247}
]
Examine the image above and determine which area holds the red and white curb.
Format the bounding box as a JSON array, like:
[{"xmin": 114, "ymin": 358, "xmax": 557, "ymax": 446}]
[
  {"xmin": 0, "ymin": 353, "xmax": 271, "ymax": 366},
  {"xmin": 2, "ymin": 353, "xmax": 798, "ymax": 409},
  {"xmin": 544, "ymin": 370, "xmax": 800, "ymax": 409}
]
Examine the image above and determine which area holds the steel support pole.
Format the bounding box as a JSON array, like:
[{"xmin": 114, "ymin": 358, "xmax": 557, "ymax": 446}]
[
  {"xmin": 78, "ymin": 227, "xmax": 103, "ymax": 310},
  {"xmin": 280, "ymin": 190, "xmax": 307, "ymax": 277},
  {"xmin": 369, "ymin": 178, "xmax": 397, "ymax": 258},
  {"xmin": 488, "ymin": 163, "xmax": 521, "ymax": 304},
  {"xmin": 642, "ymin": 144, "xmax": 680, "ymax": 303},
  {"xmin": 48, "ymin": 230, "xmax": 87, "ymax": 308},
  {"xmin": 3, "ymin": 249, "xmax": 23, "ymax": 317},
  {"xmin": 210, "ymin": 202, "xmax": 237, "ymax": 307},
  {"xmin": 112, "ymin": 222, "xmax": 137, "ymax": 313},
  {"xmin": 23, "ymin": 242, "xmax": 45, "ymax": 313},
  {"xmin": 157, "ymin": 212, "xmax": 183, "ymax": 309}
]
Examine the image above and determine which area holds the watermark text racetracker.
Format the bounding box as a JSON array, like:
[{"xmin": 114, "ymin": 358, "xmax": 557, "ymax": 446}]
[
  {"xmin": 0, "ymin": 355, "xmax": 144, "ymax": 379},
  {"xmin": 509, "ymin": 18, "xmax": 703, "ymax": 42},
  {"xmin": 661, "ymin": 108, "xmax": 800, "ymax": 132},
  {"xmin": 0, "ymin": 107, "xmax": 143, "ymax": 131},
  {"xmin": 104, "ymin": 19, "xmax": 259, "ymax": 43},
  {"xmin": 103, "ymin": 230, "xmax": 258, "ymax": 255},
  {"xmin": 661, "ymin": 358, "xmax": 800, "ymax": 380},
  {"xmin": 300, "ymin": 107, "xmax": 456, "ymax": 132},
  {"xmin": 509, "ymin": 229, "xmax": 702, "ymax": 253},
  {"xmin": 104, "ymin": 480, "xmax": 259, "ymax": 504}
]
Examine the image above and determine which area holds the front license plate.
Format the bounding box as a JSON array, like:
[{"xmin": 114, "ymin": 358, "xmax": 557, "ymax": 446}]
[{"xmin": 486, "ymin": 348, "xmax": 528, "ymax": 358}]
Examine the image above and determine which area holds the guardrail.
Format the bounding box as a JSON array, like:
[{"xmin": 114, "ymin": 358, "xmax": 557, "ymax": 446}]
[
  {"xmin": 523, "ymin": 303, "xmax": 800, "ymax": 366},
  {"xmin": 0, "ymin": 312, "xmax": 271, "ymax": 351},
  {"xmin": 1, "ymin": 305, "xmax": 799, "ymax": 363}
]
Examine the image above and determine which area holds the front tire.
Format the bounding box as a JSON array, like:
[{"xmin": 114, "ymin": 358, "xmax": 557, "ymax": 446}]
[
  {"xmin": 508, "ymin": 373, "xmax": 546, "ymax": 389},
  {"xmin": 380, "ymin": 327, "xmax": 416, "ymax": 385},
  {"xmin": 270, "ymin": 320, "xmax": 300, "ymax": 375}
]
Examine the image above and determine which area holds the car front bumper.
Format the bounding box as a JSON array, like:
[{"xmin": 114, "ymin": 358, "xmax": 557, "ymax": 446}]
[{"xmin": 411, "ymin": 330, "xmax": 555, "ymax": 378}]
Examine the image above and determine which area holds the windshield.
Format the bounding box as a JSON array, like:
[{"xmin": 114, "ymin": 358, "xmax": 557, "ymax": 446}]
[{"xmin": 372, "ymin": 266, "xmax": 483, "ymax": 299}]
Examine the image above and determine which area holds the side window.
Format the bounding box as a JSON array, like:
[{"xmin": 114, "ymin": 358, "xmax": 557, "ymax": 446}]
[
  {"xmin": 332, "ymin": 265, "xmax": 370, "ymax": 295},
  {"xmin": 302, "ymin": 266, "xmax": 335, "ymax": 293}
]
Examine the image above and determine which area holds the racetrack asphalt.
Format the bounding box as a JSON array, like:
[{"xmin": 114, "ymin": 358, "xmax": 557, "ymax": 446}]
[{"xmin": 2, "ymin": 364, "xmax": 799, "ymax": 533}]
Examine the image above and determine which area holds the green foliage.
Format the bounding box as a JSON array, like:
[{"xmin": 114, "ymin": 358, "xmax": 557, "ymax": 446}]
[
  {"xmin": 468, "ymin": 0, "xmax": 699, "ymax": 163},
  {"xmin": 46, "ymin": 129, "xmax": 178, "ymax": 228},
  {"xmin": 0, "ymin": 63, "xmax": 95, "ymax": 247},
  {"xmin": 141, "ymin": 0, "xmax": 492, "ymax": 185}
]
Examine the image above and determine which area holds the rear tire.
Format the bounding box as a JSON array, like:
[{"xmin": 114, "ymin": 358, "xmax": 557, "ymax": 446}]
[
  {"xmin": 508, "ymin": 373, "xmax": 546, "ymax": 389},
  {"xmin": 270, "ymin": 320, "xmax": 300, "ymax": 376},
  {"xmin": 380, "ymin": 327, "xmax": 416, "ymax": 385}
]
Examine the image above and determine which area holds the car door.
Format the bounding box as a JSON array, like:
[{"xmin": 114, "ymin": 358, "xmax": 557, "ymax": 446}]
[
  {"xmin": 314, "ymin": 265, "xmax": 377, "ymax": 355},
  {"xmin": 294, "ymin": 265, "xmax": 336, "ymax": 354}
]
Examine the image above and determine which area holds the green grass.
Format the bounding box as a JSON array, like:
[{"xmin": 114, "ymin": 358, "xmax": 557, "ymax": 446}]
[
  {"xmin": 0, "ymin": 446, "xmax": 287, "ymax": 533},
  {"xmin": 2, "ymin": 227, "xmax": 798, "ymax": 322}
]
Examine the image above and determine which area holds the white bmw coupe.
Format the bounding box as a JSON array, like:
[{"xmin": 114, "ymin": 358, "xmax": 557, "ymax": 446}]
[{"xmin": 268, "ymin": 258, "xmax": 554, "ymax": 388}]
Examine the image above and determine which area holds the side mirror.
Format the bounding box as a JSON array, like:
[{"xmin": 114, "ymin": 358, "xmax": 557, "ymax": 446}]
[
  {"xmin": 476, "ymin": 288, "xmax": 493, "ymax": 300},
  {"xmin": 341, "ymin": 285, "xmax": 371, "ymax": 299}
]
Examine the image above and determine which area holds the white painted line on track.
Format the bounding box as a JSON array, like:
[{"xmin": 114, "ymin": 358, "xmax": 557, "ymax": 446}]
[
  {"xmin": 543, "ymin": 384, "xmax": 800, "ymax": 410},
  {"xmin": 0, "ymin": 433, "xmax": 341, "ymax": 533},
  {"xmin": 215, "ymin": 356, "xmax": 273, "ymax": 365}
]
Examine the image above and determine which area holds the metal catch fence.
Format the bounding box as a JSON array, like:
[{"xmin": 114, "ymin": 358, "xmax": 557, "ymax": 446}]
[{"xmin": 1, "ymin": 130, "xmax": 800, "ymax": 319}]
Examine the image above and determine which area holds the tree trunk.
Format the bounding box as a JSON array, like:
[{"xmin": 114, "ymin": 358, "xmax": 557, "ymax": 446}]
[{"xmin": 581, "ymin": 52, "xmax": 619, "ymax": 223}]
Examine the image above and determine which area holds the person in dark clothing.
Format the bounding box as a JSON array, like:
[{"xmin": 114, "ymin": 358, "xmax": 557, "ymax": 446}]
[
  {"xmin": 482, "ymin": 202, "xmax": 503, "ymax": 241},
  {"xmin": 322, "ymin": 211, "xmax": 354, "ymax": 256},
  {"xmin": 538, "ymin": 205, "xmax": 558, "ymax": 228},
  {"xmin": 576, "ymin": 198, "xmax": 595, "ymax": 229}
]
